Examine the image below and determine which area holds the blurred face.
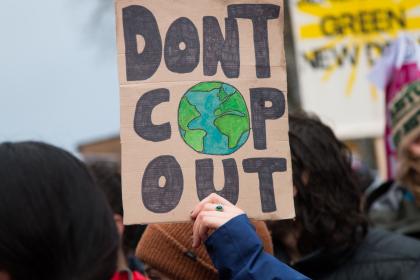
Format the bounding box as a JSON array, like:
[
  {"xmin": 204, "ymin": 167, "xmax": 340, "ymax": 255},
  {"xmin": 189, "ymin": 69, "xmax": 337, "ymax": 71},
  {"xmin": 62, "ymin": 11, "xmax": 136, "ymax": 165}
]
[
  {"xmin": 113, "ymin": 214, "xmax": 124, "ymax": 237},
  {"xmin": 144, "ymin": 264, "xmax": 172, "ymax": 280},
  {"xmin": 0, "ymin": 271, "xmax": 10, "ymax": 280},
  {"xmin": 409, "ymin": 135, "xmax": 420, "ymax": 158}
]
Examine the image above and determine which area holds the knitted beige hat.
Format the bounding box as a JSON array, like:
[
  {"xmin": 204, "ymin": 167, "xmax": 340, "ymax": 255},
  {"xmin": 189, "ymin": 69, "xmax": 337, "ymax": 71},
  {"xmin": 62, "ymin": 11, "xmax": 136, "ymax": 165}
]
[
  {"xmin": 136, "ymin": 220, "xmax": 273, "ymax": 280},
  {"xmin": 389, "ymin": 80, "xmax": 420, "ymax": 152}
]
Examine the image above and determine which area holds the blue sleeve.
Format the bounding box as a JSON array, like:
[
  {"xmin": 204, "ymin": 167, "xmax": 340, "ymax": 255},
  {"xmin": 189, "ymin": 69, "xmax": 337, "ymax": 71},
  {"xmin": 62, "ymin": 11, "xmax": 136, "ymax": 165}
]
[{"xmin": 205, "ymin": 214, "xmax": 310, "ymax": 280}]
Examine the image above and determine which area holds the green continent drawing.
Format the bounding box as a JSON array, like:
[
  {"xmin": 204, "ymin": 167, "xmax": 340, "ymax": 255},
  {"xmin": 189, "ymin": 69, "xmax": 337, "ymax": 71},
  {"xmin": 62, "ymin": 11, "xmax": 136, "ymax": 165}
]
[
  {"xmin": 177, "ymin": 81, "xmax": 250, "ymax": 155},
  {"xmin": 178, "ymin": 97, "xmax": 206, "ymax": 152}
]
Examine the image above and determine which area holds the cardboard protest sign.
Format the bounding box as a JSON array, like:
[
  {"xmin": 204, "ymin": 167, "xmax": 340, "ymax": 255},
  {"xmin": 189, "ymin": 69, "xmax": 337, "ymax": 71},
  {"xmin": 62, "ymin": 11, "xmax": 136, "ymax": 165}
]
[
  {"xmin": 116, "ymin": 0, "xmax": 294, "ymax": 224},
  {"xmin": 289, "ymin": 0, "xmax": 420, "ymax": 139}
]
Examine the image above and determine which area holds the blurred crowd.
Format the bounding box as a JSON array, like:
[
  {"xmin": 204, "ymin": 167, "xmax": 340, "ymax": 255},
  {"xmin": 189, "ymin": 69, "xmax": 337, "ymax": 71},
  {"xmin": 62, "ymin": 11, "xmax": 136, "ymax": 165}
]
[{"xmin": 1, "ymin": 43, "xmax": 420, "ymax": 280}]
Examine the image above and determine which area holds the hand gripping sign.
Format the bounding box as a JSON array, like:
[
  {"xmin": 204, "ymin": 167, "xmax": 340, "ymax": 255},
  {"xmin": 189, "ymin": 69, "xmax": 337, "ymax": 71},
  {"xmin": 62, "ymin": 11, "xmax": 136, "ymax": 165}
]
[{"xmin": 116, "ymin": 0, "xmax": 295, "ymax": 224}]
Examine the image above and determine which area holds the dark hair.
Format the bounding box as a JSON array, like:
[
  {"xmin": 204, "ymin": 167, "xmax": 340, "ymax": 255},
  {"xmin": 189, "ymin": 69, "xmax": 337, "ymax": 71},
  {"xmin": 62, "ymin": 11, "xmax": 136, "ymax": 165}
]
[
  {"xmin": 270, "ymin": 112, "xmax": 367, "ymax": 255},
  {"xmin": 88, "ymin": 160, "xmax": 146, "ymax": 255},
  {"xmin": 0, "ymin": 142, "xmax": 119, "ymax": 280},
  {"xmin": 89, "ymin": 161, "xmax": 124, "ymax": 216}
]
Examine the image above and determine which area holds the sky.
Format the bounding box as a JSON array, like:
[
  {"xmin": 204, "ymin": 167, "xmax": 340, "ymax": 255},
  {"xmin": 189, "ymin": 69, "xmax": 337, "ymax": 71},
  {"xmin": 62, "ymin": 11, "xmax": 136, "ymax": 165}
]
[{"xmin": 0, "ymin": 0, "xmax": 118, "ymax": 154}]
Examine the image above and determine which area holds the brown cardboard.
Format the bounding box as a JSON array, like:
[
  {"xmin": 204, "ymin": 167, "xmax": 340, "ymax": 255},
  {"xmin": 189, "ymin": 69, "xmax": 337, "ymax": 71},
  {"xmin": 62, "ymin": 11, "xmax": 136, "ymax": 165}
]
[{"xmin": 116, "ymin": 0, "xmax": 294, "ymax": 224}]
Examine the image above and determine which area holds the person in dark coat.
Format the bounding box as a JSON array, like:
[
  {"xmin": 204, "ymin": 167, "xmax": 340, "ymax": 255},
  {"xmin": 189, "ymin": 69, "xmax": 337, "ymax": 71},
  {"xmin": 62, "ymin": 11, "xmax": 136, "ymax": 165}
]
[{"xmin": 266, "ymin": 112, "xmax": 420, "ymax": 280}]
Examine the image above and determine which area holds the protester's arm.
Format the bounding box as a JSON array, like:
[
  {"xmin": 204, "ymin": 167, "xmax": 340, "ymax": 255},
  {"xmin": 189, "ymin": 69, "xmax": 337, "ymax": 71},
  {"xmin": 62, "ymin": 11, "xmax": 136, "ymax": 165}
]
[{"xmin": 191, "ymin": 194, "xmax": 310, "ymax": 280}]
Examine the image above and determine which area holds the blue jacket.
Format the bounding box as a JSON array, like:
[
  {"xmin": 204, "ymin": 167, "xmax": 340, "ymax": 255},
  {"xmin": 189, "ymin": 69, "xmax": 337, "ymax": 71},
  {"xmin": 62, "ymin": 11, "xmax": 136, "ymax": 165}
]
[{"xmin": 205, "ymin": 214, "xmax": 310, "ymax": 280}]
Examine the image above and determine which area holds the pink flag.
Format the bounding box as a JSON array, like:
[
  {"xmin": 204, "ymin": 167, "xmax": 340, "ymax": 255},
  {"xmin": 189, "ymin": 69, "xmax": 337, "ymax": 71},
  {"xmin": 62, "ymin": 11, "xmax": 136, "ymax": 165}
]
[{"xmin": 369, "ymin": 34, "xmax": 420, "ymax": 178}]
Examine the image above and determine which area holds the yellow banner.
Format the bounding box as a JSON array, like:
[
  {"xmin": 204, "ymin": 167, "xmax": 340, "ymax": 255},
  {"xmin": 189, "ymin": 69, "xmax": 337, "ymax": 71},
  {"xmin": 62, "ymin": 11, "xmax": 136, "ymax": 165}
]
[{"xmin": 298, "ymin": 0, "xmax": 420, "ymax": 40}]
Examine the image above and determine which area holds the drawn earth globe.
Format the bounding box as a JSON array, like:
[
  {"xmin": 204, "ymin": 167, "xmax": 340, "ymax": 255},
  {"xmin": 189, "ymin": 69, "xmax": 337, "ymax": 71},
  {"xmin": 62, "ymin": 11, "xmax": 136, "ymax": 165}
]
[{"xmin": 178, "ymin": 81, "xmax": 250, "ymax": 155}]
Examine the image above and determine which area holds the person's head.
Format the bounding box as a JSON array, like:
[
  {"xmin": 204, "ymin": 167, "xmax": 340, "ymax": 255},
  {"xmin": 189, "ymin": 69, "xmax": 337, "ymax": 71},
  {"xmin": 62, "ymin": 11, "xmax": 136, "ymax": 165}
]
[
  {"xmin": 0, "ymin": 142, "xmax": 119, "ymax": 280},
  {"xmin": 88, "ymin": 160, "xmax": 146, "ymax": 255},
  {"xmin": 269, "ymin": 112, "xmax": 367, "ymax": 256},
  {"xmin": 137, "ymin": 221, "xmax": 273, "ymax": 280},
  {"xmin": 389, "ymin": 81, "xmax": 420, "ymax": 196}
]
